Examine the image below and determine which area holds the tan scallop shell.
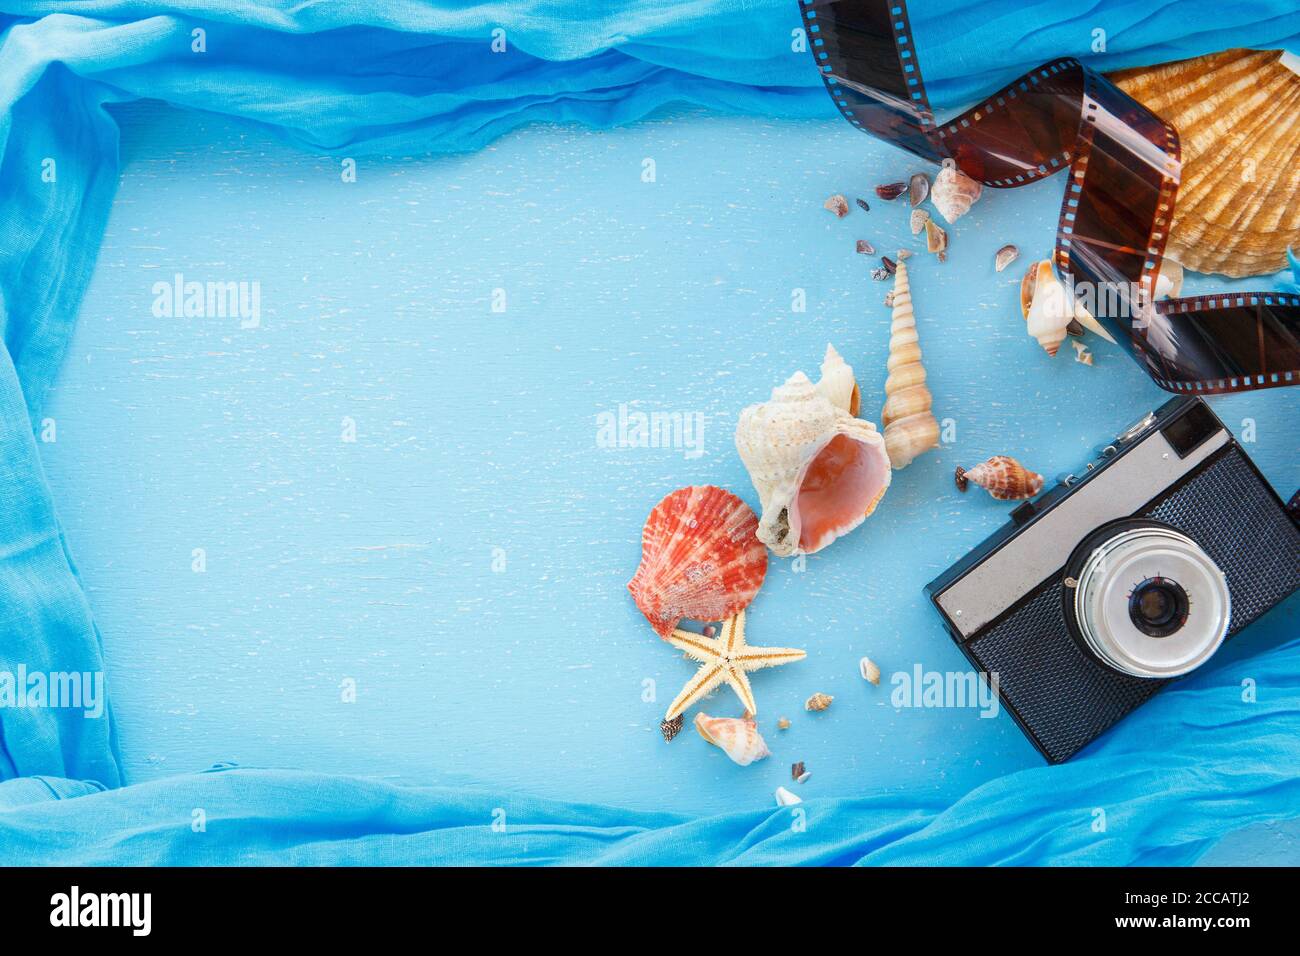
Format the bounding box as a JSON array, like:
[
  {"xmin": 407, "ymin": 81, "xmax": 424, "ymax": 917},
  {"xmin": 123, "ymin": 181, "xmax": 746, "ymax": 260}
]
[
  {"xmin": 735, "ymin": 347, "xmax": 891, "ymax": 557},
  {"xmin": 1109, "ymin": 49, "xmax": 1300, "ymax": 277}
]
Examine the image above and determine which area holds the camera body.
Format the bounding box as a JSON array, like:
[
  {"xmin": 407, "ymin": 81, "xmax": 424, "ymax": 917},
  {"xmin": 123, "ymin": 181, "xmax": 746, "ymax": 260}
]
[{"xmin": 926, "ymin": 397, "xmax": 1300, "ymax": 763}]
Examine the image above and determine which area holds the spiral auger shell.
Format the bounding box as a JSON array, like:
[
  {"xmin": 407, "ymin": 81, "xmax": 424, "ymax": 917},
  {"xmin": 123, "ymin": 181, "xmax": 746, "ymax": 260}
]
[{"xmin": 880, "ymin": 257, "xmax": 939, "ymax": 469}]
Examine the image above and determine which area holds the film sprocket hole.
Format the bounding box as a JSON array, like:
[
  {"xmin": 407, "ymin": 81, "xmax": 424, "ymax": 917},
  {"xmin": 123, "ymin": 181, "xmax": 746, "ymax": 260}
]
[{"xmin": 926, "ymin": 397, "xmax": 1300, "ymax": 763}]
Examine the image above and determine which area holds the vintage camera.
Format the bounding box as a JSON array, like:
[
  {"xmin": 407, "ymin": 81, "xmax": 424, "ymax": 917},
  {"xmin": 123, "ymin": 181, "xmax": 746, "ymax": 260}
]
[{"xmin": 926, "ymin": 397, "xmax": 1300, "ymax": 763}]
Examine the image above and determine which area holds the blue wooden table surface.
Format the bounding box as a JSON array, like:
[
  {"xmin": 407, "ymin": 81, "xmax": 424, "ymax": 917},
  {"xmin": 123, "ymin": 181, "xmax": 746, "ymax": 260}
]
[{"xmin": 38, "ymin": 100, "xmax": 1299, "ymax": 861}]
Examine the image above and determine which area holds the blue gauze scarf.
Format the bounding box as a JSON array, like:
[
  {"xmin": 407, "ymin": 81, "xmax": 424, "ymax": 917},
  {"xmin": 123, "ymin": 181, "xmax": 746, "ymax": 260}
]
[{"xmin": 1, "ymin": 0, "xmax": 1298, "ymax": 864}]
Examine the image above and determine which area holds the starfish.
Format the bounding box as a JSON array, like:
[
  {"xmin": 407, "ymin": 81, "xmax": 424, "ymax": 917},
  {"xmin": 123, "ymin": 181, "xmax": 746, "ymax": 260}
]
[{"xmin": 663, "ymin": 609, "xmax": 806, "ymax": 721}]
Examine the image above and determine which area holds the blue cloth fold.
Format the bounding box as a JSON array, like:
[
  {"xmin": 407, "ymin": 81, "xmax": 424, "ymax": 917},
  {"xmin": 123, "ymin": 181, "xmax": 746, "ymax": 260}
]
[
  {"xmin": 0, "ymin": 0, "xmax": 1297, "ymax": 864},
  {"xmin": 4, "ymin": 628, "xmax": 1298, "ymax": 864}
]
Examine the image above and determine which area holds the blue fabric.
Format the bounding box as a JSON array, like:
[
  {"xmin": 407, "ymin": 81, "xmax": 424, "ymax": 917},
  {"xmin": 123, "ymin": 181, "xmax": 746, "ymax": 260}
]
[
  {"xmin": 3, "ymin": 631, "xmax": 1298, "ymax": 865},
  {"xmin": 0, "ymin": 0, "xmax": 1297, "ymax": 864}
]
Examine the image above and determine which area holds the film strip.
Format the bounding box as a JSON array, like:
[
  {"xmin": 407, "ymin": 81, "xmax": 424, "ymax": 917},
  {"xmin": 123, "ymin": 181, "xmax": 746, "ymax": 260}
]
[{"xmin": 799, "ymin": 0, "xmax": 1300, "ymax": 394}]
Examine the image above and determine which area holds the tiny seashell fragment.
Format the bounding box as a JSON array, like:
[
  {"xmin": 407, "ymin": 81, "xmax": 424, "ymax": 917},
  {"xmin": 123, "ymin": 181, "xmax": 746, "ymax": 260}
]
[
  {"xmin": 777, "ymin": 716, "xmax": 791, "ymax": 730},
  {"xmin": 855, "ymin": 197, "xmax": 870, "ymax": 213},
  {"xmin": 925, "ymin": 219, "xmax": 947, "ymax": 254},
  {"xmin": 1073, "ymin": 341, "xmax": 1094, "ymax": 366},
  {"xmin": 856, "ymin": 239, "xmax": 875, "ymax": 255},
  {"xmin": 955, "ymin": 456, "xmax": 1045, "ymax": 501},
  {"xmin": 791, "ymin": 761, "xmax": 805, "ymax": 781},
  {"xmin": 995, "ymin": 244, "xmax": 1019, "ymax": 273},
  {"xmin": 909, "ymin": 172, "xmax": 929, "ymax": 208},
  {"xmin": 775, "ymin": 785, "xmax": 803, "ymax": 807},
  {"xmin": 797, "ymin": 771, "xmax": 812, "ymax": 784},
  {"xmin": 881, "ymin": 256, "xmax": 897, "ymax": 276},
  {"xmin": 824, "ymin": 194, "xmax": 849, "ymax": 218},
  {"xmin": 910, "ymin": 208, "xmax": 930, "ymax": 235},
  {"xmin": 859, "ymin": 657, "xmax": 881, "ymax": 685},
  {"xmin": 805, "ymin": 692, "xmax": 834, "ymax": 712},
  {"xmin": 871, "ymin": 267, "xmax": 890, "ymax": 281},
  {"xmin": 884, "ymin": 291, "xmax": 895, "ymax": 308},
  {"xmin": 660, "ymin": 714, "xmax": 684, "ymax": 742},
  {"xmin": 875, "ymin": 181, "xmax": 907, "ymax": 201}
]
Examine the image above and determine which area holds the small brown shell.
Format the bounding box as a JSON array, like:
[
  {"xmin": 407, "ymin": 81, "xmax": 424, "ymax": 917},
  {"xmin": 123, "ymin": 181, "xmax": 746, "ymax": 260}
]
[
  {"xmin": 777, "ymin": 717, "xmax": 791, "ymax": 730},
  {"xmin": 908, "ymin": 172, "xmax": 929, "ymax": 207},
  {"xmin": 824, "ymin": 194, "xmax": 849, "ymax": 217},
  {"xmin": 995, "ymin": 244, "xmax": 1019, "ymax": 273},
  {"xmin": 805, "ymin": 692, "xmax": 834, "ymax": 712},
  {"xmin": 954, "ymin": 456, "xmax": 1045, "ymax": 501},
  {"xmin": 791, "ymin": 761, "xmax": 806, "ymax": 781},
  {"xmin": 875, "ymin": 182, "xmax": 907, "ymax": 201},
  {"xmin": 856, "ymin": 239, "xmax": 876, "ymax": 255}
]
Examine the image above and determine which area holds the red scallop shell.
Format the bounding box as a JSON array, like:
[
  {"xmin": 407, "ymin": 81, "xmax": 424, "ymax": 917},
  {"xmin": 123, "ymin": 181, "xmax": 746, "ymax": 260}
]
[{"xmin": 627, "ymin": 485, "xmax": 768, "ymax": 638}]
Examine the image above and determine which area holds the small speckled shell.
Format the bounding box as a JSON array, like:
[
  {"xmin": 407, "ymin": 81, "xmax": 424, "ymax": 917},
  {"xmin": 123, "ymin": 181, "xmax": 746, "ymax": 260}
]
[{"xmin": 955, "ymin": 456, "xmax": 1044, "ymax": 501}]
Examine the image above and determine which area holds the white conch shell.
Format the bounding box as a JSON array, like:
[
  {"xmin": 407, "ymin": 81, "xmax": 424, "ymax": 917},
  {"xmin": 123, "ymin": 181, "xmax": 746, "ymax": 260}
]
[
  {"xmin": 881, "ymin": 257, "xmax": 940, "ymax": 469},
  {"xmin": 1021, "ymin": 259, "xmax": 1117, "ymax": 356},
  {"xmin": 694, "ymin": 712, "xmax": 770, "ymax": 766},
  {"xmin": 930, "ymin": 162, "xmax": 982, "ymax": 224},
  {"xmin": 735, "ymin": 352, "xmax": 891, "ymax": 557}
]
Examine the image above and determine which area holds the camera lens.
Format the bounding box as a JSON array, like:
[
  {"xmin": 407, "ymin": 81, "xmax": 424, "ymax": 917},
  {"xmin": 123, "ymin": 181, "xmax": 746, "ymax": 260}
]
[
  {"xmin": 1128, "ymin": 577, "xmax": 1189, "ymax": 637},
  {"xmin": 1067, "ymin": 523, "xmax": 1230, "ymax": 678}
]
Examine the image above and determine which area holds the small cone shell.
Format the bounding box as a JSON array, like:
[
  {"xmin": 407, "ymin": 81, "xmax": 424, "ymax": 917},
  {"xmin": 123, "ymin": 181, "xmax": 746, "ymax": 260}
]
[
  {"xmin": 1110, "ymin": 49, "xmax": 1300, "ymax": 277},
  {"xmin": 881, "ymin": 257, "xmax": 939, "ymax": 469},
  {"xmin": 955, "ymin": 456, "xmax": 1044, "ymax": 501}
]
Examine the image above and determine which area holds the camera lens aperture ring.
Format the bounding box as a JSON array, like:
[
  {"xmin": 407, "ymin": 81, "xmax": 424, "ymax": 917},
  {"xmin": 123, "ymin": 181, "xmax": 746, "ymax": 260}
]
[{"xmin": 1128, "ymin": 576, "xmax": 1190, "ymax": 637}]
